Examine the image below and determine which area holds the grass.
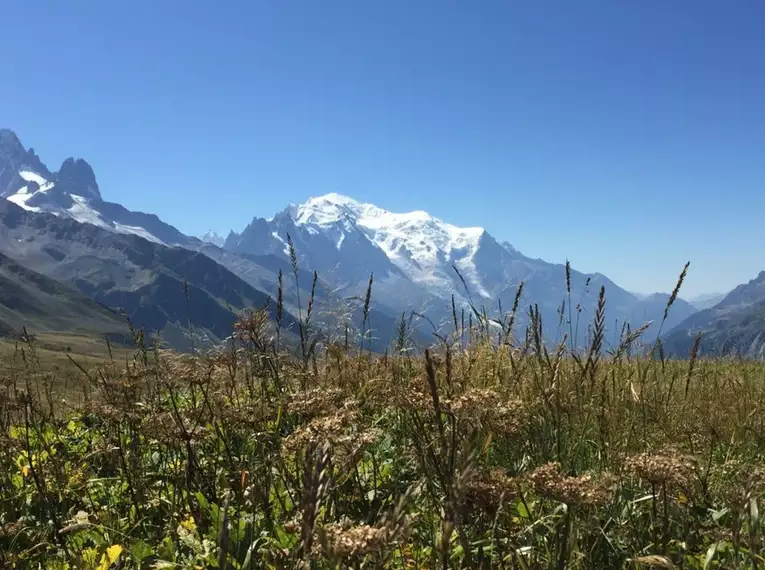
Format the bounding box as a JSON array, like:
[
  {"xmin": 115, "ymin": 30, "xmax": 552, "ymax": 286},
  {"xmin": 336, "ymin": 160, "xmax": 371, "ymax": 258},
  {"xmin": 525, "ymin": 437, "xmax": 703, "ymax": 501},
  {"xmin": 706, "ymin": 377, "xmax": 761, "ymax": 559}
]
[
  {"xmin": 0, "ymin": 333, "xmax": 132, "ymax": 369},
  {"xmin": 2, "ymin": 267, "xmax": 765, "ymax": 569}
]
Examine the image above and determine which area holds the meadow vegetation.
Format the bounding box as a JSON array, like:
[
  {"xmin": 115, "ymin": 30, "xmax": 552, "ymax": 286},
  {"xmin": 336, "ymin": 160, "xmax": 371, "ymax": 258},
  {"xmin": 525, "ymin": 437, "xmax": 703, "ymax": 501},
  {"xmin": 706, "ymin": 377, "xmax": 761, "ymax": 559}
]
[{"xmin": 2, "ymin": 260, "xmax": 765, "ymax": 569}]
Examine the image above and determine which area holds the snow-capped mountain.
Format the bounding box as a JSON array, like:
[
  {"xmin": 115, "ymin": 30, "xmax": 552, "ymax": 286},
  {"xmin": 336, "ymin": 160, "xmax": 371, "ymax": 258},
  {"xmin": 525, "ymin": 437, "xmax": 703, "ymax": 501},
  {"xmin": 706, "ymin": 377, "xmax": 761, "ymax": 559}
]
[
  {"xmin": 226, "ymin": 192, "xmax": 559, "ymax": 303},
  {"xmin": 268, "ymin": 193, "xmax": 496, "ymax": 298},
  {"xmin": 226, "ymin": 193, "xmax": 695, "ymax": 341},
  {"xmin": 1, "ymin": 127, "xmax": 700, "ymax": 347},
  {"xmin": 1, "ymin": 129, "xmax": 196, "ymax": 247},
  {"xmin": 200, "ymin": 230, "xmax": 226, "ymax": 247}
]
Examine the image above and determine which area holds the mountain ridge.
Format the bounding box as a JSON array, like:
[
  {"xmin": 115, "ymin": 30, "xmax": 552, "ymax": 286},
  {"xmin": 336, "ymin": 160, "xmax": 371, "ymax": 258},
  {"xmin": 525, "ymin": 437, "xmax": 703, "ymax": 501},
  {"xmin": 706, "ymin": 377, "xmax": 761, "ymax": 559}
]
[
  {"xmin": 0, "ymin": 249, "xmax": 129, "ymax": 340},
  {"xmin": 664, "ymin": 272, "xmax": 765, "ymax": 359},
  {"xmin": 225, "ymin": 193, "xmax": 699, "ymax": 343},
  {"xmin": 2, "ymin": 128, "xmax": 704, "ymax": 350},
  {"xmin": 1, "ymin": 129, "xmax": 198, "ymax": 247},
  {"xmin": 0, "ymin": 199, "xmax": 301, "ymax": 350}
]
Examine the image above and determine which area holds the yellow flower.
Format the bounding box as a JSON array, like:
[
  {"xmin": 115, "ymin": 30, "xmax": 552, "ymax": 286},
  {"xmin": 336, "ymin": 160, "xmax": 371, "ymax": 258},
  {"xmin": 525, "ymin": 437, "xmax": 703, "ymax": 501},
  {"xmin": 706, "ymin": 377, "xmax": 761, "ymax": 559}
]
[
  {"xmin": 106, "ymin": 544, "xmax": 123, "ymax": 563},
  {"xmin": 97, "ymin": 544, "xmax": 123, "ymax": 570},
  {"xmin": 180, "ymin": 515, "xmax": 197, "ymax": 533}
]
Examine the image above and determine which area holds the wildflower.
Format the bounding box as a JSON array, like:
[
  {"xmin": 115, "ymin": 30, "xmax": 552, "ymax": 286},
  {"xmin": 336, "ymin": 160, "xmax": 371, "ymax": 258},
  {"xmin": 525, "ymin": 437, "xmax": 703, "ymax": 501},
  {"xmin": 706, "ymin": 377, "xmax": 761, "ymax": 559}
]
[
  {"xmin": 179, "ymin": 515, "xmax": 197, "ymax": 533},
  {"xmin": 320, "ymin": 521, "xmax": 390, "ymax": 558},
  {"xmin": 287, "ymin": 387, "xmax": 345, "ymax": 418},
  {"xmin": 625, "ymin": 451, "xmax": 695, "ymax": 487},
  {"xmin": 282, "ymin": 401, "xmax": 361, "ymax": 454},
  {"xmin": 528, "ymin": 462, "xmax": 616, "ymax": 506},
  {"xmin": 463, "ymin": 468, "xmax": 520, "ymax": 512},
  {"xmin": 447, "ymin": 389, "xmax": 525, "ymax": 437}
]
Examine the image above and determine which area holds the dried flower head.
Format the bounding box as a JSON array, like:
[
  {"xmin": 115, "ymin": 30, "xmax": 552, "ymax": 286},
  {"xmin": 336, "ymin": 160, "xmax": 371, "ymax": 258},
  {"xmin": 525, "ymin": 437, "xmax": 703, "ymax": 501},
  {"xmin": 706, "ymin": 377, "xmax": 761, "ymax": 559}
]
[
  {"xmin": 528, "ymin": 462, "xmax": 616, "ymax": 506},
  {"xmin": 447, "ymin": 389, "xmax": 525, "ymax": 437},
  {"xmin": 319, "ymin": 521, "xmax": 390, "ymax": 558},
  {"xmin": 625, "ymin": 451, "xmax": 696, "ymax": 487},
  {"xmin": 0, "ymin": 520, "xmax": 24, "ymax": 539},
  {"xmin": 283, "ymin": 401, "xmax": 362, "ymax": 454},
  {"xmin": 393, "ymin": 377, "xmax": 436, "ymax": 414},
  {"xmin": 287, "ymin": 387, "xmax": 345, "ymax": 418},
  {"xmin": 463, "ymin": 467, "xmax": 519, "ymax": 512}
]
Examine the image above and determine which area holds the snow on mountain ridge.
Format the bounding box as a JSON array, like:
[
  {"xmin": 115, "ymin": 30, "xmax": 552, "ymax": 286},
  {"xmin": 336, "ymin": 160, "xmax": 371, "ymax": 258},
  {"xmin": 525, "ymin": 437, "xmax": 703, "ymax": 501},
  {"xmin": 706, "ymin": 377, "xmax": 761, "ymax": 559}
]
[
  {"xmin": 288, "ymin": 193, "xmax": 493, "ymax": 298},
  {"xmin": 18, "ymin": 170, "xmax": 49, "ymax": 186},
  {"xmin": 8, "ymin": 170, "xmax": 56, "ymax": 212},
  {"xmin": 200, "ymin": 230, "xmax": 226, "ymax": 247},
  {"xmin": 2, "ymin": 129, "xmax": 194, "ymax": 247}
]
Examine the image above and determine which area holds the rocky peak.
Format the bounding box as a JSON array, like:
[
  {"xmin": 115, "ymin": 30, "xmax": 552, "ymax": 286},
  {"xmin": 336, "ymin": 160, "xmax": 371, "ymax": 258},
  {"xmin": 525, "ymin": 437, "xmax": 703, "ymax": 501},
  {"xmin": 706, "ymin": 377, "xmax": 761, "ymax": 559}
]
[
  {"xmin": 57, "ymin": 157, "xmax": 101, "ymax": 201},
  {"xmin": 1, "ymin": 129, "xmax": 52, "ymax": 197},
  {"xmin": 0, "ymin": 129, "xmax": 26, "ymax": 159},
  {"xmin": 200, "ymin": 230, "xmax": 225, "ymax": 247}
]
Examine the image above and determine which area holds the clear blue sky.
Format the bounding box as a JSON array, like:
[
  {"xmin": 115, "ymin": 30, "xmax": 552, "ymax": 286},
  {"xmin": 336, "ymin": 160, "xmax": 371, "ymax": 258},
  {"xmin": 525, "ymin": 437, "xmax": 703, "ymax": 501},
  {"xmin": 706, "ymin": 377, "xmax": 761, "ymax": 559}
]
[{"xmin": 2, "ymin": 1, "xmax": 764, "ymax": 297}]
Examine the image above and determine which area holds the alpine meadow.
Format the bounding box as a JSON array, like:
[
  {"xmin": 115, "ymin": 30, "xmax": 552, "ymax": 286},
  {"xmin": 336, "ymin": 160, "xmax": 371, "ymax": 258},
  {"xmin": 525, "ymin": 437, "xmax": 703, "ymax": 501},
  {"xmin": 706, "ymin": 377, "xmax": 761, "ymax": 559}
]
[{"xmin": 3, "ymin": 1, "xmax": 765, "ymax": 568}]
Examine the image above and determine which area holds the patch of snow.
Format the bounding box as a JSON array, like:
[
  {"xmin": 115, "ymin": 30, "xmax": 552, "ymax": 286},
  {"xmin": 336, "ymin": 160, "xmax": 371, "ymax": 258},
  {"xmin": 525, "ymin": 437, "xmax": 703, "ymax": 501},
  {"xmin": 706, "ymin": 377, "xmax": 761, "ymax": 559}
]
[
  {"xmin": 271, "ymin": 231, "xmax": 290, "ymax": 256},
  {"xmin": 7, "ymin": 175, "xmax": 55, "ymax": 209},
  {"xmin": 6, "ymin": 193, "xmax": 41, "ymax": 212},
  {"xmin": 67, "ymin": 195, "xmax": 112, "ymax": 230},
  {"xmin": 7, "ymin": 175, "xmax": 170, "ymax": 247},
  {"xmin": 113, "ymin": 222, "xmax": 166, "ymax": 245},
  {"xmin": 66, "ymin": 195, "xmax": 165, "ymax": 244},
  {"xmin": 18, "ymin": 171, "xmax": 49, "ymax": 185}
]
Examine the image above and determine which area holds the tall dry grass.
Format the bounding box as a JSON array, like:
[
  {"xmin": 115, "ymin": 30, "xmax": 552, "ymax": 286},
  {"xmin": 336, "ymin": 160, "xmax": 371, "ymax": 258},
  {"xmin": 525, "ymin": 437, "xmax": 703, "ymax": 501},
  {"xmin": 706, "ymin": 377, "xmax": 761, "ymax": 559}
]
[{"xmin": 2, "ymin": 265, "xmax": 765, "ymax": 569}]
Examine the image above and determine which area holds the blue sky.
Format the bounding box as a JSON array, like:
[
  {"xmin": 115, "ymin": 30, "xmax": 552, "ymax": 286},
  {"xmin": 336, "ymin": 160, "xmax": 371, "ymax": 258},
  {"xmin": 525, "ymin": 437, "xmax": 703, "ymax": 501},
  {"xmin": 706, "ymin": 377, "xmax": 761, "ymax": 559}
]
[{"xmin": 2, "ymin": 1, "xmax": 764, "ymax": 297}]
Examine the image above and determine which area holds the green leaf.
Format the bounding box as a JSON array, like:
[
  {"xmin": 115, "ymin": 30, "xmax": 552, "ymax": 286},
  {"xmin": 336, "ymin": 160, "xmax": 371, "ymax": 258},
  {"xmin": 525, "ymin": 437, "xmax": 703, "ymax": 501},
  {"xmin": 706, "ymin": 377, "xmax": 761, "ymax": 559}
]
[
  {"xmin": 703, "ymin": 542, "xmax": 719, "ymax": 570},
  {"xmin": 711, "ymin": 507, "xmax": 729, "ymax": 522},
  {"xmin": 241, "ymin": 542, "xmax": 257, "ymax": 570},
  {"xmin": 131, "ymin": 540, "xmax": 153, "ymax": 564},
  {"xmin": 275, "ymin": 403, "xmax": 283, "ymax": 433},
  {"xmin": 750, "ymin": 498, "xmax": 760, "ymax": 530},
  {"xmin": 158, "ymin": 535, "xmax": 176, "ymax": 562},
  {"xmin": 195, "ymin": 490, "xmax": 210, "ymax": 513}
]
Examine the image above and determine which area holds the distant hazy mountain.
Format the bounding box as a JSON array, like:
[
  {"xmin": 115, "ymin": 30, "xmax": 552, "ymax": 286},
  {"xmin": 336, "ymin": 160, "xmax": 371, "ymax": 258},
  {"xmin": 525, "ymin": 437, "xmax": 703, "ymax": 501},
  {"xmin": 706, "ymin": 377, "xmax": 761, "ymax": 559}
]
[
  {"xmin": 200, "ymin": 230, "xmax": 226, "ymax": 247},
  {"xmin": 686, "ymin": 292, "xmax": 727, "ymax": 310},
  {"xmin": 225, "ymin": 193, "xmax": 698, "ymax": 345},
  {"xmin": 664, "ymin": 272, "xmax": 765, "ymax": 359},
  {"xmin": 0, "ymin": 250, "xmax": 128, "ymax": 340}
]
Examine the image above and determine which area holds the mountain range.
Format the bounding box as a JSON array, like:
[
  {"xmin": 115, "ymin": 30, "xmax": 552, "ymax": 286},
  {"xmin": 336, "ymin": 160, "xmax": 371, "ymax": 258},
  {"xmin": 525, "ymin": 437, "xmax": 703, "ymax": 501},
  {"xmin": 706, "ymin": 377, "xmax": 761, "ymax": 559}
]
[
  {"xmin": 663, "ymin": 272, "xmax": 765, "ymax": 359},
  {"xmin": 224, "ymin": 193, "xmax": 699, "ymax": 346},
  {"xmin": 1, "ymin": 127, "xmax": 762, "ymax": 357},
  {"xmin": 687, "ymin": 292, "xmax": 728, "ymax": 311},
  {"xmin": 0, "ymin": 129, "xmax": 196, "ymax": 247}
]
